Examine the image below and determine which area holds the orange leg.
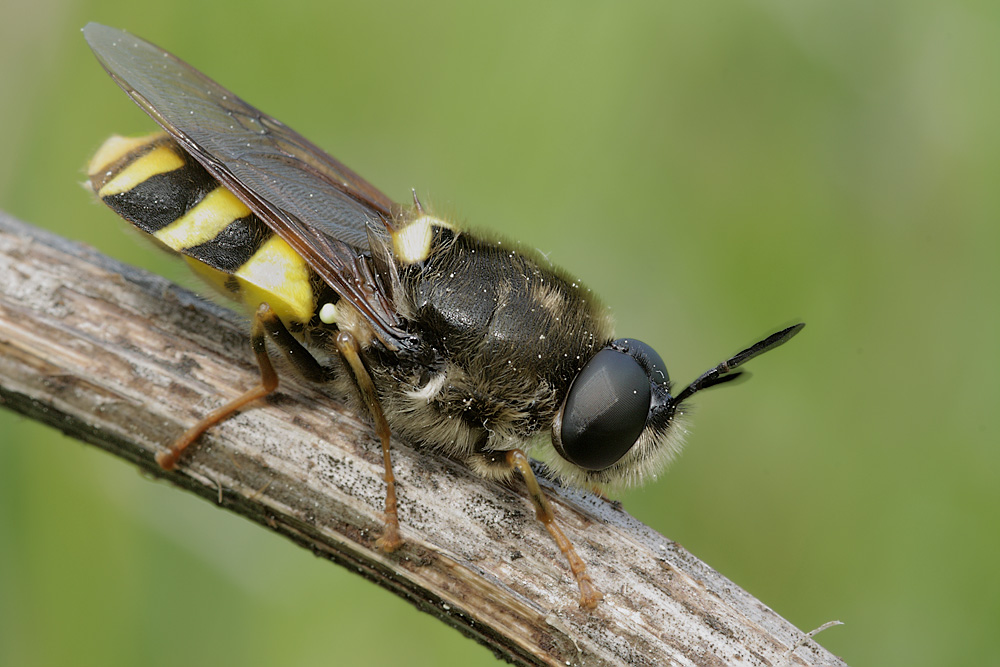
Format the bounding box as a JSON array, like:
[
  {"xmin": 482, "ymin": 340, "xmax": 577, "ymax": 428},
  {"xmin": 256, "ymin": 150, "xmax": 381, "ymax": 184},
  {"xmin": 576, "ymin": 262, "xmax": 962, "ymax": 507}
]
[
  {"xmin": 334, "ymin": 331, "xmax": 402, "ymax": 552},
  {"xmin": 156, "ymin": 303, "xmax": 323, "ymax": 470},
  {"xmin": 506, "ymin": 450, "xmax": 603, "ymax": 609}
]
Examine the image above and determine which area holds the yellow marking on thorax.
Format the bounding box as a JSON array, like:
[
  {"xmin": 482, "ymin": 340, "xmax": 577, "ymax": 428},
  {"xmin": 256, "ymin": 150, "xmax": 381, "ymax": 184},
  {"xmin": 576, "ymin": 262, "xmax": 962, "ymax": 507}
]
[
  {"xmin": 96, "ymin": 144, "xmax": 185, "ymax": 198},
  {"xmin": 234, "ymin": 236, "xmax": 314, "ymax": 324},
  {"xmin": 153, "ymin": 188, "xmax": 251, "ymax": 251},
  {"xmin": 392, "ymin": 215, "xmax": 452, "ymax": 264}
]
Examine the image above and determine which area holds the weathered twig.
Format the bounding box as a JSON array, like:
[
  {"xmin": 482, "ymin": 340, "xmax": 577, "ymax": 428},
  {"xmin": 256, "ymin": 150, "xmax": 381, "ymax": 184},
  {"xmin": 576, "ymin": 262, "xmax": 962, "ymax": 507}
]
[{"xmin": 0, "ymin": 210, "xmax": 847, "ymax": 667}]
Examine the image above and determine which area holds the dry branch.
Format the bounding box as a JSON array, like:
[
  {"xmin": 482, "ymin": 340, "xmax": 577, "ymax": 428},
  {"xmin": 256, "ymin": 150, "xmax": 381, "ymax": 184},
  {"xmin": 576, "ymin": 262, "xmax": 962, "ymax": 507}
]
[{"xmin": 0, "ymin": 210, "xmax": 847, "ymax": 667}]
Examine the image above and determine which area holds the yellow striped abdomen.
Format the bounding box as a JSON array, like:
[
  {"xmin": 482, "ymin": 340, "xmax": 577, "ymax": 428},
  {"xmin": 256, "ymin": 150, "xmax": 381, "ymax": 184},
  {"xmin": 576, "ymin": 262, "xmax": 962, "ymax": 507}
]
[{"xmin": 88, "ymin": 133, "xmax": 315, "ymax": 326}]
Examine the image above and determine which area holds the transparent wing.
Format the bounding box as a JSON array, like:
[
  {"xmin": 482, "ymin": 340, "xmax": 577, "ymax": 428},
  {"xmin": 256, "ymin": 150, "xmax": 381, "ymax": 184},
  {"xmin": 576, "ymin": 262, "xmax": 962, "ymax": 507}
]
[{"xmin": 84, "ymin": 23, "xmax": 411, "ymax": 349}]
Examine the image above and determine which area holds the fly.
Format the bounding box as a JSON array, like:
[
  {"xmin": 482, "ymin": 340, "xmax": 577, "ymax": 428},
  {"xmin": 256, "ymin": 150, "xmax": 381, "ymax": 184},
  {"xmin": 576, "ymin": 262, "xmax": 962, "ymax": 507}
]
[{"xmin": 83, "ymin": 23, "xmax": 804, "ymax": 609}]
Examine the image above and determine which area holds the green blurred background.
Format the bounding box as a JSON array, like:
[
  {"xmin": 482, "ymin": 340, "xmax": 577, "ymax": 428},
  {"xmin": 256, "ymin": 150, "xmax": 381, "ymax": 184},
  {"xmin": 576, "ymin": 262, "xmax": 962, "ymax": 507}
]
[{"xmin": 1, "ymin": 1, "xmax": 997, "ymax": 665}]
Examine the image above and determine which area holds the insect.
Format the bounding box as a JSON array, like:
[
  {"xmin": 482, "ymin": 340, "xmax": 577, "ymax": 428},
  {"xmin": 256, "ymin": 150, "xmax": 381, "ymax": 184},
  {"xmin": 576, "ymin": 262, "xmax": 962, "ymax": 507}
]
[{"xmin": 83, "ymin": 22, "xmax": 803, "ymax": 609}]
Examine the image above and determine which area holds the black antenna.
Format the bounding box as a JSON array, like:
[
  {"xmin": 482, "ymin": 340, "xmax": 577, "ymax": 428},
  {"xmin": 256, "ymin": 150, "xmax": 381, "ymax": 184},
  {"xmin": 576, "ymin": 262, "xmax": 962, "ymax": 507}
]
[{"xmin": 673, "ymin": 323, "xmax": 805, "ymax": 404}]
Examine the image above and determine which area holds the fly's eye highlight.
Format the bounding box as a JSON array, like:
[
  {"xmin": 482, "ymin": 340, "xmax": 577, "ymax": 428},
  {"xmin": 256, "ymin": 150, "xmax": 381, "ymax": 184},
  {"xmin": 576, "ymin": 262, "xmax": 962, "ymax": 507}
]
[
  {"xmin": 619, "ymin": 338, "xmax": 670, "ymax": 391},
  {"xmin": 555, "ymin": 346, "xmax": 654, "ymax": 471}
]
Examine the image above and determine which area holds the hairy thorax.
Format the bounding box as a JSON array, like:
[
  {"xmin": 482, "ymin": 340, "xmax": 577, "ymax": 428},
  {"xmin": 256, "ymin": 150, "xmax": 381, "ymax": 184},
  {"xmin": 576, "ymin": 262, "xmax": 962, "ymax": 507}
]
[{"xmin": 367, "ymin": 222, "xmax": 614, "ymax": 476}]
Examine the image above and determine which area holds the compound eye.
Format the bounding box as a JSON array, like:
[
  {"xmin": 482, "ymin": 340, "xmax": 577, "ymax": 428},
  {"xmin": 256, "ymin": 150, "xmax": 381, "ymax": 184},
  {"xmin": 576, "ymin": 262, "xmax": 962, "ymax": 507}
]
[
  {"xmin": 556, "ymin": 348, "xmax": 651, "ymax": 470},
  {"xmin": 621, "ymin": 338, "xmax": 669, "ymax": 390}
]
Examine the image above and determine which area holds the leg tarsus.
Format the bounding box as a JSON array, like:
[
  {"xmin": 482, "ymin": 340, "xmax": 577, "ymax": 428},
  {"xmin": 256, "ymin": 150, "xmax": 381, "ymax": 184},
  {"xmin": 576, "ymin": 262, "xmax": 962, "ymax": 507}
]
[
  {"xmin": 334, "ymin": 330, "xmax": 402, "ymax": 552},
  {"xmin": 156, "ymin": 303, "xmax": 327, "ymax": 470},
  {"xmin": 157, "ymin": 303, "xmax": 281, "ymax": 470},
  {"xmin": 374, "ymin": 407, "xmax": 402, "ymax": 552},
  {"xmin": 505, "ymin": 449, "xmax": 603, "ymax": 609}
]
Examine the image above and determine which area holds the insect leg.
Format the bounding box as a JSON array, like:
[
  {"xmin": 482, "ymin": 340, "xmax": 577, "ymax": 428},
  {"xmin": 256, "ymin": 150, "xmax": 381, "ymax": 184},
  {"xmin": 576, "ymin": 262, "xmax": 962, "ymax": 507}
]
[
  {"xmin": 334, "ymin": 331, "xmax": 403, "ymax": 552},
  {"xmin": 505, "ymin": 449, "xmax": 603, "ymax": 609},
  {"xmin": 156, "ymin": 303, "xmax": 323, "ymax": 470}
]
